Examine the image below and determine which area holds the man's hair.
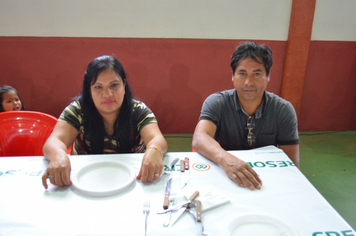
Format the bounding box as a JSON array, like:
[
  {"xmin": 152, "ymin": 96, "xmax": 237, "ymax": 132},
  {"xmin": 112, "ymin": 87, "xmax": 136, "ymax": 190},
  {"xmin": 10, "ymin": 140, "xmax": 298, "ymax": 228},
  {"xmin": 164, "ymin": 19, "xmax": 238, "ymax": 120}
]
[{"xmin": 230, "ymin": 41, "xmax": 273, "ymax": 76}]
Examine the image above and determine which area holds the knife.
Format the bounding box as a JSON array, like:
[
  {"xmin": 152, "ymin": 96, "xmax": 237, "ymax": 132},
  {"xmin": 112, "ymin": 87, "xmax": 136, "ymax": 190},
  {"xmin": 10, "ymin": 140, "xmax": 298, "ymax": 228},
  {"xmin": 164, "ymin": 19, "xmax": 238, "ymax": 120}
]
[
  {"xmin": 169, "ymin": 191, "xmax": 199, "ymax": 227},
  {"xmin": 196, "ymin": 200, "xmax": 204, "ymax": 236},
  {"xmin": 156, "ymin": 201, "xmax": 193, "ymax": 214},
  {"xmin": 181, "ymin": 157, "xmax": 190, "ymax": 189},
  {"xmin": 163, "ymin": 178, "xmax": 173, "ymax": 227},
  {"xmin": 163, "ymin": 178, "xmax": 172, "ymax": 209}
]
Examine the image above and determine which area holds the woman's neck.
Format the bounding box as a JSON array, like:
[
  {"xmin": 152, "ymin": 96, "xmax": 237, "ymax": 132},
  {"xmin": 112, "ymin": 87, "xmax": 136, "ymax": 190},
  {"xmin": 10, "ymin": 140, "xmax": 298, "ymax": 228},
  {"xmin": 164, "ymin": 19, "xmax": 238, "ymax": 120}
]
[{"xmin": 102, "ymin": 113, "xmax": 119, "ymax": 136}]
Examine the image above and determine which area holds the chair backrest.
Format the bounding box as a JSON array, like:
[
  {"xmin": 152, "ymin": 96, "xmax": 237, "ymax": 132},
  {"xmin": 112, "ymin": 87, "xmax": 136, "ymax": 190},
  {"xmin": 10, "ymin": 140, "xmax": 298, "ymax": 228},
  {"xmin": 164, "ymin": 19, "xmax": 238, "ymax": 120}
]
[{"xmin": 0, "ymin": 111, "xmax": 68, "ymax": 156}]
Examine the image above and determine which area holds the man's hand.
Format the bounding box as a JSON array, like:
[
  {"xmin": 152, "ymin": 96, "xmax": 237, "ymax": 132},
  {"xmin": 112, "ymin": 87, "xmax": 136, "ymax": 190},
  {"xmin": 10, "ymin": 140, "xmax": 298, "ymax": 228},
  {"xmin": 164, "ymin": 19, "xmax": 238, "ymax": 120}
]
[{"xmin": 221, "ymin": 154, "xmax": 262, "ymax": 190}]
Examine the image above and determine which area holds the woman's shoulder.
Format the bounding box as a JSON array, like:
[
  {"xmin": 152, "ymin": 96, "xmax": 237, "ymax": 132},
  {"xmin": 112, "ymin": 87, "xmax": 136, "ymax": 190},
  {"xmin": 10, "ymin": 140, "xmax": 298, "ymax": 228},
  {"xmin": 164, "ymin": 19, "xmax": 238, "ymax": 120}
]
[
  {"xmin": 132, "ymin": 99, "xmax": 149, "ymax": 110},
  {"xmin": 64, "ymin": 101, "xmax": 82, "ymax": 113},
  {"xmin": 60, "ymin": 101, "xmax": 82, "ymax": 120}
]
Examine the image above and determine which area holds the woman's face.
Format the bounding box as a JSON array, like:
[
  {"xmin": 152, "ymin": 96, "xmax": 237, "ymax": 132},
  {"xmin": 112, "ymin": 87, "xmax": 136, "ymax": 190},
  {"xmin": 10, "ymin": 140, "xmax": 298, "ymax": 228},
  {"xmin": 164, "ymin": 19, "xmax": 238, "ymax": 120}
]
[
  {"xmin": 90, "ymin": 69, "xmax": 126, "ymax": 118},
  {"xmin": 1, "ymin": 91, "xmax": 22, "ymax": 111}
]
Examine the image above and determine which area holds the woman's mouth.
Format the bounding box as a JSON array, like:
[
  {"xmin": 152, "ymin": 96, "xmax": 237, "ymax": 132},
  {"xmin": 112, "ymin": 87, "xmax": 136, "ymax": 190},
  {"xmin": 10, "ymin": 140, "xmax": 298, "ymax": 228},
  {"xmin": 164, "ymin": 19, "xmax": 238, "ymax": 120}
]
[{"xmin": 103, "ymin": 100, "xmax": 114, "ymax": 105}]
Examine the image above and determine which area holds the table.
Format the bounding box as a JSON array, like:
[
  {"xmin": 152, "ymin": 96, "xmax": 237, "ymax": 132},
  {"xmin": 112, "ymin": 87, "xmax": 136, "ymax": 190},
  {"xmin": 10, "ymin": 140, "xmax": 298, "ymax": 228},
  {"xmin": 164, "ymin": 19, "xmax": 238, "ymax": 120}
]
[{"xmin": 0, "ymin": 146, "xmax": 354, "ymax": 236}]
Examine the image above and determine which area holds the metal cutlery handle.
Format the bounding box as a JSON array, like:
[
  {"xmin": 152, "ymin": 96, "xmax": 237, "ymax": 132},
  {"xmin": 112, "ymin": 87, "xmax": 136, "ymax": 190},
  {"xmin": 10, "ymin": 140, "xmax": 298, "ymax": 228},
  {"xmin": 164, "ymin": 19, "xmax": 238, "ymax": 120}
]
[
  {"xmin": 180, "ymin": 160, "xmax": 185, "ymax": 172},
  {"xmin": 163, "ymin": 192, "xmax": 170, "ymax": 209},
  {"xmin": 185, "ymin": 191, "xmax": 199, "ymax": 207},
  {"xmin": 144, "ymin": 212, "xmax": 148, "ymax": 236},
  {"xmin": 196, "ymin": 200, "xmax": 202, "ymax": 222},
  {"xmin": 156, "ymin": 201, "xmax": 191, "ymax": 214},
  {"xmin": 184, "ymin": 157, "xmax": 189, "ymax": 170}
]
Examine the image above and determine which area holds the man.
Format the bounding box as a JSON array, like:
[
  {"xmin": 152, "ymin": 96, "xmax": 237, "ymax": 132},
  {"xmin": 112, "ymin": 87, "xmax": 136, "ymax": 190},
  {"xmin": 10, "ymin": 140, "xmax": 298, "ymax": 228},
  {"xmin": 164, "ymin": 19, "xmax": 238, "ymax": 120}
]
[{"xmin": 192, "ymin": 41, "xmax": 299, "ymax": 190}]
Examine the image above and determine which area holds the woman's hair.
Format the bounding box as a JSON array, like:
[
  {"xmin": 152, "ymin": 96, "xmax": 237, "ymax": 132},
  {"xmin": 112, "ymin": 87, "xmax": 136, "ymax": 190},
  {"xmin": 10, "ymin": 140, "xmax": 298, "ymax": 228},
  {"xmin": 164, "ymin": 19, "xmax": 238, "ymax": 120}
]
[
  {"xmin": 78, "ymin": 55, "xmax": 134, "ymax": 154},
  {"xmin": 0, "ymin": 85, "xmax": 25, "ymax": 112}
]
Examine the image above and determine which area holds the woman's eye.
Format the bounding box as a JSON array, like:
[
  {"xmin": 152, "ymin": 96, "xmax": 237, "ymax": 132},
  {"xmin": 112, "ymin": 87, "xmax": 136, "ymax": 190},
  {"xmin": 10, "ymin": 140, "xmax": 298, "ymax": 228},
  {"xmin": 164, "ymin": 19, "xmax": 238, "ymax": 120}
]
[
  {"xmin": 94, "ymin": 85, "xmax": 102, "ymax": 89},
  {"xmin": 111, "ymin": 83, "xmax": 119, "ymax": 88}
]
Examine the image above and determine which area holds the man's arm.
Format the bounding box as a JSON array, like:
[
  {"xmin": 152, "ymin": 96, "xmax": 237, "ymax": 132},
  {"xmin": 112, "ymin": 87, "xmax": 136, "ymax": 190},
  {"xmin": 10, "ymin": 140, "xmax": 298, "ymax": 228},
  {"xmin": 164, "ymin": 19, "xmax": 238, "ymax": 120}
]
[
  {"xmin": 279, "ymin": 144, "xmax": 300, "ymax": 168},
  {"xmin": 192, "ymin": 119, "xmax": 262, "ymax": 190}
]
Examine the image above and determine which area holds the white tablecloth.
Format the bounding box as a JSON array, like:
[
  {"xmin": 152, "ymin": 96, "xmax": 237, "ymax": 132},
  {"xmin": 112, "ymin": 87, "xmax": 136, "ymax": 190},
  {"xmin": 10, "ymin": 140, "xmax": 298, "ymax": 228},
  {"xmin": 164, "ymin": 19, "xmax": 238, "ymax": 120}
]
[{"xmin": 0, "ymin": 146, "xmax": 354, "ymax": 236}]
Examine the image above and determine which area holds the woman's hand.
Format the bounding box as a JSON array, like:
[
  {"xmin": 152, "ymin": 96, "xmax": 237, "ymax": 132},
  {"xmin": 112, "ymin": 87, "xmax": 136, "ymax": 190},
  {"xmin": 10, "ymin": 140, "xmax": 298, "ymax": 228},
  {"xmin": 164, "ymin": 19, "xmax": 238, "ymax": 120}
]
[
  {"xmin": 42, "ymin": 153, "xmax": 72, "ymax": 189},
  {"xmin": 42, "ymin": 121, "xmax": 78, "ymax": 189},
  {"xmin": 137, "ymin": 123, "xmax": 168, "ymax": 182},
  {"xmin": 136, "ymin": 147, "xmax": 164, "ymax": 182}
]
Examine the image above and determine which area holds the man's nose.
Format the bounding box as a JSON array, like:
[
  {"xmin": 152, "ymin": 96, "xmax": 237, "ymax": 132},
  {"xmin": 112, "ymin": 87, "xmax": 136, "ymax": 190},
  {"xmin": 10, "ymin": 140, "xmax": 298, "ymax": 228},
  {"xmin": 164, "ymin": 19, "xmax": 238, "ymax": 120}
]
[{"xmin": 244, "ymin": 75, "xmax": 254, "ymax": 85}]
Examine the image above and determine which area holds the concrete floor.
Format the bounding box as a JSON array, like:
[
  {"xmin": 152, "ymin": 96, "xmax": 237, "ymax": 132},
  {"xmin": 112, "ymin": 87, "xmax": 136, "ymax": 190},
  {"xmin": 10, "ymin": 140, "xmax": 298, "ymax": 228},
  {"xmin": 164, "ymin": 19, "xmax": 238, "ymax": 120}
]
[{"xmin": 163, "ymin": 131, "xmax": 356, "ymax": 230}]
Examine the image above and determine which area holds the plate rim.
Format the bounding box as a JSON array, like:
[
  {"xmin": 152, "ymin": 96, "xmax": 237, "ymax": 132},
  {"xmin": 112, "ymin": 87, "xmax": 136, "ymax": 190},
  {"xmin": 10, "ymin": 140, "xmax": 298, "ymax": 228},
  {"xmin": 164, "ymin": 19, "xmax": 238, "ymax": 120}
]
[
  {"xmin": 72, "ymin": 160, "xmax": 135, "ymax": 197},
  {"xmin": 221, "ymin": 213, "xmax": 298, "ymax": 236}
]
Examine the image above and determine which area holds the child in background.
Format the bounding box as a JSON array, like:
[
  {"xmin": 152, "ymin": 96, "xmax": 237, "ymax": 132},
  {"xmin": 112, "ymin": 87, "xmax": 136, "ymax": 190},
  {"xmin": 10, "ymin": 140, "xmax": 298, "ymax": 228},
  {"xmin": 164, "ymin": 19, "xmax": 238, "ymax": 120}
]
[{"xmin": 0, "ymin": 85, "xmax": 25, "ymax": 112}]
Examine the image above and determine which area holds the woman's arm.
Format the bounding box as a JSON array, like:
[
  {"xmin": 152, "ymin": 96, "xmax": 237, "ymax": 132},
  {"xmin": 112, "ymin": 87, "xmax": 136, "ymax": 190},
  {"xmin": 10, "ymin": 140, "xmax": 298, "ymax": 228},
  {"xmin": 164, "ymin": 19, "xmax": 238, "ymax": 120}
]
[
  {"xmin": 42, "ymin": 121, "xmax": 79, "ymax": 189},
  {"xmin": 136, "ymin": 123, "xmax": 168, "ymax": 182}
]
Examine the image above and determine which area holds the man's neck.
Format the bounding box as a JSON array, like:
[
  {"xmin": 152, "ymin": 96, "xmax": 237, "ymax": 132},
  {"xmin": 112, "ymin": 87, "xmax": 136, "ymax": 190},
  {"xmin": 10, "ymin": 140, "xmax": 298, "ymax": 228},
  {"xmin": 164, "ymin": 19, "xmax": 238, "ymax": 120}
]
[{"xmin": 238, "ymin": 98, "xmax": 263, "ymax": 116}]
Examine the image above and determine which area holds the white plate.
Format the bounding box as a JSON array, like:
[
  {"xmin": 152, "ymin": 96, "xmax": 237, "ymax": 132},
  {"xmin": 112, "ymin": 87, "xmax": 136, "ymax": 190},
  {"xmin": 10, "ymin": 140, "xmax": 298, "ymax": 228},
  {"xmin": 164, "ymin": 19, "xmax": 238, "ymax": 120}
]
[
  {"xmin": 221, "ymin": 214, "xmax": 298, "ymax": 236},
  {"xmin": 72, "ymin": 161, "xmax": 135, "ymax": 197}
]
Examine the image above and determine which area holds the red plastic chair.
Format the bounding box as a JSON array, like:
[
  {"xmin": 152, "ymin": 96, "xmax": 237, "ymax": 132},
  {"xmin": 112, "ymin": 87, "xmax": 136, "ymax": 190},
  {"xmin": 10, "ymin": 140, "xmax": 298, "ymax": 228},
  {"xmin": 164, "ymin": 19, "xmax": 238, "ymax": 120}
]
[{"xmin": 0, "ymin": 111, "xmax": 72, "ymax": 157}]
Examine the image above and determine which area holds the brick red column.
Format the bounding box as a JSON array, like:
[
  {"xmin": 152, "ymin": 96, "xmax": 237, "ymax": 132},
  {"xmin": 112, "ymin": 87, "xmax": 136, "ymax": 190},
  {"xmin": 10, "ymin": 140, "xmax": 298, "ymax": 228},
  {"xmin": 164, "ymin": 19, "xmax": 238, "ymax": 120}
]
[{"xmin": 281, "ymin": 0, "xmax": 317, "ymax": 117}]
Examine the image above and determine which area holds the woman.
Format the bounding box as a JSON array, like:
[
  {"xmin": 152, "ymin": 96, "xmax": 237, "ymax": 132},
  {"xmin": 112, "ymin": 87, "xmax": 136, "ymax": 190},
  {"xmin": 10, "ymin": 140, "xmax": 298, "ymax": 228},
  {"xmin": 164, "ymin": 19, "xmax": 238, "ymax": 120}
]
[
  {"xmin": 42, "ymin": 55, "xmax": 168, "ymax": 189},
  {"xmin": 0, "ymin": 85, "xmax": 25, "ymax": 112}
]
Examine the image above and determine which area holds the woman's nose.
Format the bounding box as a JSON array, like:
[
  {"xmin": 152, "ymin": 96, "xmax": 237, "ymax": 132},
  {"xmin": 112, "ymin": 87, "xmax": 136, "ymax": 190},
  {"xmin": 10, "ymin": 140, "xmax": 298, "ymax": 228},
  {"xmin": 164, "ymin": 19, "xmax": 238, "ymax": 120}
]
[{"xmin": 103, "ymin": 89, "xmax": 113, "ymax": 97}]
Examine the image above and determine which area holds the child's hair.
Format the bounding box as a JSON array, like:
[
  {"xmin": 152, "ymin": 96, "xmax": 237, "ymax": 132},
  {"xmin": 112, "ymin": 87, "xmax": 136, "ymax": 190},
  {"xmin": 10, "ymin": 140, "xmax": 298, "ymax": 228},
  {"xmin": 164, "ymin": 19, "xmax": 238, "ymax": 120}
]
[{"xmin": 0, "ymin": 85, "xmax": 25, "ymax": 112}]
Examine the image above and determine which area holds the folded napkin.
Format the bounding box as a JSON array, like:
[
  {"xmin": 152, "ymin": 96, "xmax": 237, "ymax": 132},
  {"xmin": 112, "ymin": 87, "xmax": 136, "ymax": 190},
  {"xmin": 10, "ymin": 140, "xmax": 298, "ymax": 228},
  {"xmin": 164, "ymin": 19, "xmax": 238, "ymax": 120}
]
[{"xmin": 182, "ymin": 185, "xmax": 230, "ymax": 212}]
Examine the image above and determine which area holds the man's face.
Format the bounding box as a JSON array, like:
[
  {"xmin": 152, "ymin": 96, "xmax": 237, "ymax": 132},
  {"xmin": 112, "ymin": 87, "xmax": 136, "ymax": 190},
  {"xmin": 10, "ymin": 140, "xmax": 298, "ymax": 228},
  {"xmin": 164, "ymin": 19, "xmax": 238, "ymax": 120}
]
[{"xmin": 232, "ymin": 57, "xmax": 270, "ymax": 105}]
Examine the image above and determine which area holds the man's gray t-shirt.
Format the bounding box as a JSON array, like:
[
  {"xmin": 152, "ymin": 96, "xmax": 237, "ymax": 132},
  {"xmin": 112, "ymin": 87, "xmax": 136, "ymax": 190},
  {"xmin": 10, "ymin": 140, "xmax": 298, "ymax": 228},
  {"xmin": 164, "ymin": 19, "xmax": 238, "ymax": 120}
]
[{"xmin": 199, "ymin": 89, "xmax": 299, "ymax": 150}]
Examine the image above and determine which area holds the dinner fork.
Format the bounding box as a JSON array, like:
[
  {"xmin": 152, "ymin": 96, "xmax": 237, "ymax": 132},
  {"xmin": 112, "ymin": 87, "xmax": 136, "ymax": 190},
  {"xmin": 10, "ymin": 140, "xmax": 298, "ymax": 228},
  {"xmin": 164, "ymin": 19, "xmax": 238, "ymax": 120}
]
[{"xmin": 143, "ymin": 200, "xmax": 150, "ymax": 236}]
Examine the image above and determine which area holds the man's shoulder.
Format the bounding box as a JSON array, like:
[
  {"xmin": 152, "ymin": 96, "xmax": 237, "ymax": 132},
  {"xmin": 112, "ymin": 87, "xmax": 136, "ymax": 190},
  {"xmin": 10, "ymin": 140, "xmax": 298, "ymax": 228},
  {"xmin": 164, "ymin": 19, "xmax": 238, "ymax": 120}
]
[
  {"xmin": 264, "ymin": 91, "xmax": 297, "ymax": 120},
  {"xmin": 208, "ymin": 89, "xmax": 235, "ymax": 100},
  {"xmin": 265, "ymin": 91, "xmax": 291, "ymax": 107}
]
